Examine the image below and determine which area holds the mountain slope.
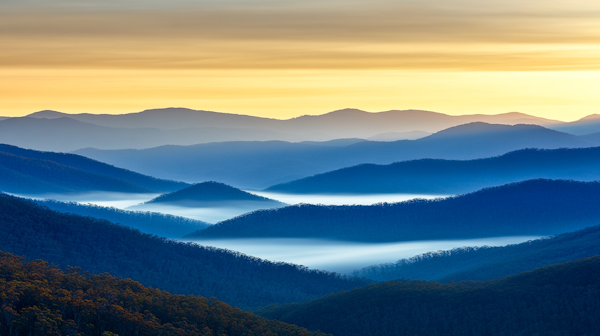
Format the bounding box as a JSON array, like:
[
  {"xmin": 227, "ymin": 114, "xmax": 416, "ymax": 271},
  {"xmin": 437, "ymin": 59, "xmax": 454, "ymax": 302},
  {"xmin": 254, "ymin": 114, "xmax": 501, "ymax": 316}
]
[
  {"xmin": 552, "ymin": 114, "xmax": 600, "ymax": 135},
  {"xmin": 266, "ymin": 147, "xmax": 600, "ymax": 194},
  {"xmin": 258, "ymin": 257, "xmax": 600, "ymax": 336},
  {"xmin": 0, "ymin": 251, "xmax": 328, "ymax": 336},
  {"xmin": 187, "ymin": 179, "xmax": 600, "ymax": 242},
  {"xmin": 0, "ymin": 144, "xmax": 186, "ymax": 193},
  {"xmin": 33, "ymin": 199, "xmax": 209, "ymax": 238},
  {"xmin": 353, "ymin": 225, "xmax": 600, "ymax": 282},
  {"xmin": 75, "ymin": 123, "xmax": 599, "ymax": 189},
  {"xmin": 0, "ymin": 193, "xmax": 371, "ymax": 309}
]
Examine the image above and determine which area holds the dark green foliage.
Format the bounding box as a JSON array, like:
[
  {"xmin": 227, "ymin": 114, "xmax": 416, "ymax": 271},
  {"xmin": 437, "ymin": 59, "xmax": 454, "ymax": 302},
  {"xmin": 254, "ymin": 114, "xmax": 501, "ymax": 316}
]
[
  {"xmin": 147, "ymin": 181, "xmax": 283, "ymax": 206},
  {"xmin": 353, "ymin": 225, "xmax": 600, "ymax": 282},
  {"xmin": 0, "ymin": 194, "xmax": 370, "ymax": 309},
  {"xmin": 259, "ymin": 257, "xmax": 600, "ymax": 336},
  {"xmin": 33, "ymin": 199, "xmax": 209, "ymax": 238},
  {"xmin": 0, "ymin": 251, "xmax": 329, "ymax": 336},
  {"xmin": 0, "ymin": 144, "xmax": 187, "ymax": 194},
  {"xmin": 189, "ymin": 179, "xmax": 600, "ymax": 241},
  {"xmin": 267, "ymin": 147, "xmax": 600, "ymax": 194}
]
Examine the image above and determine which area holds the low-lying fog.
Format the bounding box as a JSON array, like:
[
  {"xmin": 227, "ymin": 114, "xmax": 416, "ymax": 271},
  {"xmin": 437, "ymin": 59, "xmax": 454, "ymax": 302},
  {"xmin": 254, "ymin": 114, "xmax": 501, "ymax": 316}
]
[
  {"xmin": 186, "ymin": 236, "xmax": 540, "ymax": 273},
  {"xmin": 249, "ymin": 191, "xmax": 446, "ymax": 206}
]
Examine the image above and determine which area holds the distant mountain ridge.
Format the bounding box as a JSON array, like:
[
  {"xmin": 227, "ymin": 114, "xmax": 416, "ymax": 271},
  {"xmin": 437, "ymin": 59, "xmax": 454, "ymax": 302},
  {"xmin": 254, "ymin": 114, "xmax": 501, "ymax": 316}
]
[
  {"xmin": 0, "ymin": 144, "xmax": 187, "ymax": 194},
  {"xmin": 75, "ymin": 123, "xmax": 600, "ymax": 188},
  {"xmin": 266, "ymin": 147, "xmax": 600, "ymax": 194},
  {"xmin": 0, "ymin": 108, "xmax": 568, "ymax": 151},
  {"xmin": 187, "ymin": 179, "xmax": 600, "ymax": 242}
]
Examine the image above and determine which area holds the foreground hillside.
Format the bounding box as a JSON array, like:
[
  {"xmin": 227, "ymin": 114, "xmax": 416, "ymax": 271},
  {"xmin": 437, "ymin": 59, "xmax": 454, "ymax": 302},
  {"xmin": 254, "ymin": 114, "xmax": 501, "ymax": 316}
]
[
  {"xmin": 0, "ymin": 194, "xmax": 370, "ymax": 309},
  {"xmin": 0, "ymin": 251, "xmax": 328, "ymax": 336},
  {"xmin": 0, "ymin": 144, "xmax": 186, "ymax": 194},
  {"xmin": 188, "ymin": 179, "xmax": 600, "ymax": 242},
  {"xmin": 75, "ymin": 123, "xmax": 599, "ymax": 189},
  {"xmin": 267, "ymin": 147, "xmax": 600, "ymax": 194},
  {"xmin": 260, "ymin": 256, "xmax": 600, "ymax": 336},
  {"xmin": 33, "ymin": 199, "xmax": 209, "ymax": 238},
  {"xmin": 353, "ymin": 225, "xmax": 600, "ymax": 282}
]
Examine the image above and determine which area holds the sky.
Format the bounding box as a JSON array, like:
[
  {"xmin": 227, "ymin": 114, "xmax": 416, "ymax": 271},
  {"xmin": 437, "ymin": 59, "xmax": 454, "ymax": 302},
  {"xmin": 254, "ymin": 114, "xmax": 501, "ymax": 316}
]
[{"xmin": 1, "ymin": 0, "xmax": 599, "ymax": 121}]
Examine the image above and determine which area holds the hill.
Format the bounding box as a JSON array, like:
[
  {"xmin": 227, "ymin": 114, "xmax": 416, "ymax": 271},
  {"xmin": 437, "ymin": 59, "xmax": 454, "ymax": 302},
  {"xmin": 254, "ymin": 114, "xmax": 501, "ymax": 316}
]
[
  {"xmin": 74, "ymin": 123, "xmax": 599, "ymax": 189},
  {"xmin": 551, "ymin": 114, "xmax": 600, "ymax": 135},
  {"xmin": 186, "ymin": 179, "xmax": 600, "ymax": 242},
  {"xmin": 0, "ymin": 144, "xmax": 186, "ymax": 194},
  {"xmin": 353, "ymin": 225, "xmax": 600, "ymax": 282},
  {"xmin": 33, "ymin": 199, "xmax": 209, "ymax": 238},
  {"xmin": 258, "ymin": 256, "xmax": 600, "ymax": 336},
  {"xmin": 0, "ymin": 251, "xmax": 328, "ymax": 336},
  {"xmin": 0, "ymin": 193, "xmax": 370, "ymax": 309},
  {"xmin": 266, "ymin": 147, "xmax": 600, "ymax": 194},
  {"xmin": 145, "ymin": 181, "xmax": 285, "ymax": 207}
]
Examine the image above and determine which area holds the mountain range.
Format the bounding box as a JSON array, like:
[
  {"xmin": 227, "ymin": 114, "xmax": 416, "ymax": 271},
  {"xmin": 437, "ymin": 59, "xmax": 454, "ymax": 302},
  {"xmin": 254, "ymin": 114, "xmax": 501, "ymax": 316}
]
[
  {"xmin": 266, "ymin": 147, "xmax": 600, "ymax": 194},
  {"xmin": 186, "ymin": 179, "xmax": 600, "ymax": 242},
  {"xmin": 75, "ymin": 123, "xmax": 600, "ymax": 188},
  {"xmin": 0, "ymin": 144, "xmax": 187, "ymax": 194}
]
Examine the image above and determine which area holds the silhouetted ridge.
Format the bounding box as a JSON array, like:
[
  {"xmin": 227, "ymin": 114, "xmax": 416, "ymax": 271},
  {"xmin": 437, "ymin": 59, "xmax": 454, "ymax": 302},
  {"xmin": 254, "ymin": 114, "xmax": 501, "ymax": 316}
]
[
  {"xmin": 0, "ymin": 251, "xmax": 329, "ymax": 336},
  {"xmin": 188, "ymin": 179, "xmax": 600, "ymax": 241},
  {"xmin": 258, "ymin": 257, "xmax": 600, "ymax": 336},
  {"xmin": 266, "ymin": 147, "xmax": 600, "ymax": 194},
  {"xmin": 353, "ymin": 225, "xmax": 600, "ymax": 282},
  {"xmin": 0, "ymin": 193, "xmax": 370, "ymax": 309}
]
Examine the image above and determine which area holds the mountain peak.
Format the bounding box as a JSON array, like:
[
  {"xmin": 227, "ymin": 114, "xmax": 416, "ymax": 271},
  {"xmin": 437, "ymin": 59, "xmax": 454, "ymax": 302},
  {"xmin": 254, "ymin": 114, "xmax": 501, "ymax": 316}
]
[{"xmin": 146, "ymin": 181, "xmax": 281, "ymax": 205}]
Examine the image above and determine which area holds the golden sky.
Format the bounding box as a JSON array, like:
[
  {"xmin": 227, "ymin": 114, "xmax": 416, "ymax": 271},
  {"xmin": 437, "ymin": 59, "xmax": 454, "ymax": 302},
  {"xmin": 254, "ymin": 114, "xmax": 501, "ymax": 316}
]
[{"xmin": 1, "ymin": 0, "xmax": 599, "ymax": 121}]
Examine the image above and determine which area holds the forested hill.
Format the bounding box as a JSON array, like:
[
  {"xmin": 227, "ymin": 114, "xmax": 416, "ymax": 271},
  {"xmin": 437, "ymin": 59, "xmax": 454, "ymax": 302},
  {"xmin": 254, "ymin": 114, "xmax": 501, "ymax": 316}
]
[
  {"xmin": 0, "ymin": 144, "xmax": 187, "ymax": 193},
  {"xmin": 353, "ymin": 225, "xmax": 600, "ymax": 282},
  {"xmin": 0, "ymin": 193, "xmax": 370, "ymax": 309},
  {"xmin": 146, "ymin": 181, "xmax": 284, "ymax": 207},
  {"xmin": 0, "ymin": 251, "xmax": 329, "ymax": 336},
  {"xmin": 266, "ymin": 147, "xmax": 600, "ymax": 194},
  {"xmin": 33, "ymin": 199, "xmax": 209, "ymax": 238},
  {"xmin": 188, "ymin": 179, "xmax": 600, "ymax": 242},
  {"xmin": 259, "ymin": 256, "xmax": 600, "ymax": 336}
]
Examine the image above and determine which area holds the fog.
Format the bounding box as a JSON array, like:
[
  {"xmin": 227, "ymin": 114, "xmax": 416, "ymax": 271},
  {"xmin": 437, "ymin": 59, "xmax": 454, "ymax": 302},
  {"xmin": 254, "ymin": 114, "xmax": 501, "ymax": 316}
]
[
  {"xmin": 186, "ymin": 236, "xmax": 540, "ymax": 273},
  {"xmin": 249, "ymin": 191, "xmax": 446, "ymax": 206},
  {"xmin": 9, "ymin": 192, "xmax": 160, "ymax": 208}
]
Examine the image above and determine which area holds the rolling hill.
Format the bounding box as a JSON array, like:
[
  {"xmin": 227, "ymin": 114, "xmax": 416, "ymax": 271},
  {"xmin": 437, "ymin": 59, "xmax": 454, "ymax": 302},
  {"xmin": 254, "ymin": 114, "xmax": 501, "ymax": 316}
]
[
  {"xmin": 258, "ymin": 257, "xmax": 600, "ymax": 336},
  {"xmin": 74, "ymin": 123, "xmax": 599, "ymax": 188},
  {"xmin": 0, "ymin": 144, "xmax": 186, "ymax": 194},
  {"xmin": 266, "ymin": 147, "xmax": 600, "ymax": 194},
  {"xmin": 352, "ymin": 224, "xmax": 600, "ymax": 282},
  {"xmin": 186, "ymin": 179, "xmax": 600, "ymax": 242},
  {"xmin": 0, "ymin": 251, "xmax": 328, "ymax": 336},
  {"xmin": 0, "ymin": 193, "xmax": 370, "ymax": 309}
]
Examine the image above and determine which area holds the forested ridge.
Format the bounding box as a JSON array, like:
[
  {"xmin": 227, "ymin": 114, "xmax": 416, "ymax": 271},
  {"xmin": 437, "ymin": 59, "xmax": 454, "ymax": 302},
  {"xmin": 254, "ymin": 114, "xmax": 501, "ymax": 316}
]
[
  {"xmin": 353, "ymin": 224, "xmax": 600, "ymax": 282},
  {"xmin": 189, "ymin": 179, "xmax": 600, "ymax": 241},
  {"xmin": 0, "ymin": 194, "xmax": 371, "ymax": 309},
  {"xmin": 33, "ymin": 199, "xmax": 209, "ymax": 239},
  {"xmin": 259, "ymin": 256, "xmax": 600, "ymax": 336},
  {"xmin": 266, "ymin": 146, "xmax": 600, "ymax": 194},
  {"xmin": 0, "ymin": 144, "xmax": 187, "ymax": 193},
  {"xmin": 0, "ymin": 251, "xmax": 329, "ymax": 336}
]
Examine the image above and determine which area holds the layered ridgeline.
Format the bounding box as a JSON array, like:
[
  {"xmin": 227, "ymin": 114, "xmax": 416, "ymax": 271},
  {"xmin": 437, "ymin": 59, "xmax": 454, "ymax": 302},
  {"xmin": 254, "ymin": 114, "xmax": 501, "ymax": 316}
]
[
  {"xmin": 6, "ymin": 108, "xmax": 564, "ymax": 151},
  {"xmin": 75, "ymin": 123, "xmax": 600, "ymax": 189},
  {"xmin": 33, "ymin": 199, "xmax": 209, "ymax": 238},
  {"xmin": 0, "ymin": 251, "xmax": 328, "ymax": 336},
  {"xmin": 259, "ymin": 257, "xmax": 600, "ymax": 336},
  {"xmin": 187, "ymin": 179, "xmax": 600, "ymax": 242},
  {"xmin": 0, "ymin": 144, "xmax": 187, "ymax": 194},
  {"xmin": 353, "ymin": 225, "xmax": 600, "ymax": 282},
  {"xmin": 267, "ymin": 147, "xmax": 600, "ymax": 194},
  {"xmin": 142, "ymin": 181, "xmax": 285, "ymax": 208},
  {"xmin": 0, "ymin": 193, "xmax": 370, "ymax": 309}
]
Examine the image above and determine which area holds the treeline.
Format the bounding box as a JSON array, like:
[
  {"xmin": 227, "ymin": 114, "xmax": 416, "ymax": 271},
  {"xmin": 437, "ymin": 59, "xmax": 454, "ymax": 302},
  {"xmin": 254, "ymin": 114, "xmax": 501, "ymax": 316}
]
[
  {"xmin": 189, "ymin": 179, "xmax": 600, "ymax": 241},
  {"xmin": 266, "ymin": 147, "xmax": 600, "ymax": 194},
  {"xmin": 259, "ymin": 256, "xmax": 600, "ymax": 336},
  {"xmin": 33, "ymin": 199, "xmax": 208, "ymax": 239},
  {"xmin": 0, "ymin": 194, "xmax": 370, "ymax": 309},
  {"xmin": 0, "ymin": 251, "xmax": 329, "ymax": 336},
  {"xmin": 353, "ymin": 224, "xmax": 600, "ymax": 282},
  {"xmin": 0, "ymin": 144, "xmax": 186, "ymax": 194}
]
